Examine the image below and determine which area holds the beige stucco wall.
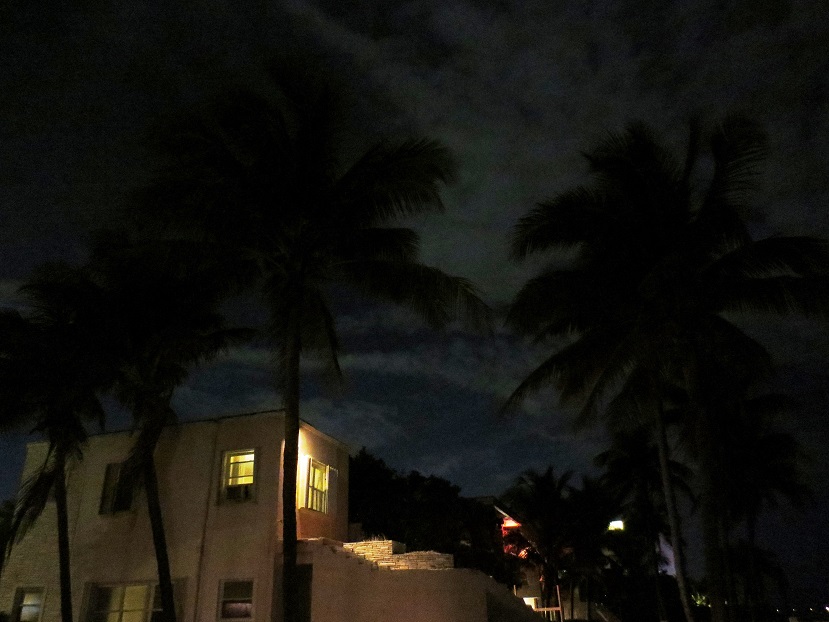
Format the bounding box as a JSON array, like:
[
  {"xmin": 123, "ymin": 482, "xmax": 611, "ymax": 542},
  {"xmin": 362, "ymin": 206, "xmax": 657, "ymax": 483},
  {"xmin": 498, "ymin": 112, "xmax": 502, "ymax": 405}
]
[
  {"xmin": 298, "ymin": 540, "xmax": 542, "ymax": 622},
  {"xmin": 0, "ymin": 411, "xmax": 350, "ymax": 622}
]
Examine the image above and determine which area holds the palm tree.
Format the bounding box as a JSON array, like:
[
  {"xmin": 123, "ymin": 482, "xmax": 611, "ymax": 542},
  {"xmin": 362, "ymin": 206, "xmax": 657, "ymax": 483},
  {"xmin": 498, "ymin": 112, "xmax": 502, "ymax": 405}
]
[
  {"xmin": 595, "ymin": 427, "xmax": 694, "ymax": 621},
  {"xmin": 501, "ymin": 467, "xmax": 575, "ymax": 609},
  {"xmin": 137, "ymin": 82, "xmax": 490, "ymax": 622},
  {"xmin": 505, "ymin": 116, "xmax": 829, "ymax": 622},
  {"xmin": 0, "ymin": 499, "xmax": 14, "ymax": 576},
  {"xmin": 89, "ymin": 240, "xmax": 249, "ymax": 622},
  {"xmin": 0, "ymin": 264, "xmax": 114, "ymax": 622},
  {"xmin": 713, "ymin": 394, "xmax": 810, "ymax": 621},
  {"xmin": 565, "ymin": 476, "xmax": 617, "ymax": 621}
]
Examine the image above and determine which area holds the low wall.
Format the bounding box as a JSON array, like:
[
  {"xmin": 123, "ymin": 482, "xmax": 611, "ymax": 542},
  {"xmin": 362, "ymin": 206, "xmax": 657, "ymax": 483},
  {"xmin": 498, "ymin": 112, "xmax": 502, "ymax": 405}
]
[
  {"xmin": 301, "ymin": 540, "xmax": 542, "ymax": 622},
  {"xmin": 344, "ymin": 539, "xmax": 454, "ymax": 570}
]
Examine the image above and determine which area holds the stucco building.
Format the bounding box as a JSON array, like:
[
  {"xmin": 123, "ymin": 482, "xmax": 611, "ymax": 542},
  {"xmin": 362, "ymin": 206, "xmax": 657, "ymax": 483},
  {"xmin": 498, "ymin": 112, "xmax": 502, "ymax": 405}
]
[{"xmin": 0, "ymin": 410, "xmax": 541, "ymax": 622}]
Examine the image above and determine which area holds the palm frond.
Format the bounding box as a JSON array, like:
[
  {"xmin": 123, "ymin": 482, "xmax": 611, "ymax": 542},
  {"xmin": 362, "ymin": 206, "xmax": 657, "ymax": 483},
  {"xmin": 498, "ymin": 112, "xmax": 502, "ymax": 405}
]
[
  {"xmin": 335, "ymin": 139, "xmax": 457, "ymax": 224},
  {"xmin": 510, "ymin": 187, "xmax": 611, "ymax": 260},
  {"xmin": 6, "ymin": 454, "xmax": 59, "ymax": 557},
  {"xmin": 340, "ymin": 260, "xmax": 492, "ymax": 333}
]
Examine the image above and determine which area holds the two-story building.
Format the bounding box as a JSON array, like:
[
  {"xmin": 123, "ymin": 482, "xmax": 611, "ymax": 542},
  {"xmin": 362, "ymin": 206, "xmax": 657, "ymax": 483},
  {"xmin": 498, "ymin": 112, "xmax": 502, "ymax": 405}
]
[
  {"xmin": 0, "ymin": 410, "xmax": 543, "ymax": 622},
  {"xmin": 0, "ymin": 410, "xmax": 348, "ymax": 622}
]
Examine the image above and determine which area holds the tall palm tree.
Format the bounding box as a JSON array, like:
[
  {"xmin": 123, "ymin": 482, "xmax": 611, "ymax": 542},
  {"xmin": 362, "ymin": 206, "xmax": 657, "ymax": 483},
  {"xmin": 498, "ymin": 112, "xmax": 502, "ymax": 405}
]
[
  {"xmin": 505, "ymin": 116, "xmax": 829, "ymax": 622},
  {"xmin": 712, "ymin": 394, "xmax": 809, "ymax": 621},
  {"xmin": 138, "ymin": 82, "xmax": 490, "ymax": 622},
  {"xmin": 0, "ymin": 264, "xmax": 114, "ymax": 622},
  {"xmin": 89, "ymin": 240, "xmax": 250, "ymax": 622}
]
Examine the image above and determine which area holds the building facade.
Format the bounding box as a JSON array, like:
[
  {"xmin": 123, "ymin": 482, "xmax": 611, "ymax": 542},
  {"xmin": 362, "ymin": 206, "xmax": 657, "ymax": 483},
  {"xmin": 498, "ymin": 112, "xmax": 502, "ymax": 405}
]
[{"xmin": 0, "ymin": 410, "xmax": 349, "ymax": 622}]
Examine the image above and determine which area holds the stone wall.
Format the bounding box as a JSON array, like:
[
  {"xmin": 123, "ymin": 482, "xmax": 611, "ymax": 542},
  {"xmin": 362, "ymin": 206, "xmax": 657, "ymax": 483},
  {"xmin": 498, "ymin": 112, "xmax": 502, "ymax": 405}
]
[{"xmin": 344, "ymin": 539, "xmax": 454, "ymax": 570}]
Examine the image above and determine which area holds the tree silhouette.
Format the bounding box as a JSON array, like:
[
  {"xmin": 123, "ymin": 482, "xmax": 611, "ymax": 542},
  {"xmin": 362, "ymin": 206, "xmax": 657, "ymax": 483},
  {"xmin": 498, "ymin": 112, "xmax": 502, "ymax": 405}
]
[
  {"xmin": 501, "ymin": 467, "xmax": 575, "ymax": 608},
  {"xmin": 89, "ymin": 240, "xmax": 249, "ymax": 622},
  {"xmin": 0, "ymin": 264, "xmax": 114, "ymax": 622},
  {"xmin": 138, "ymin": 80, "xmax": 490, "ymax": 622},
  {"xmin": 506, "ymin": 116, "xmax": 829, "ymax": 622}
]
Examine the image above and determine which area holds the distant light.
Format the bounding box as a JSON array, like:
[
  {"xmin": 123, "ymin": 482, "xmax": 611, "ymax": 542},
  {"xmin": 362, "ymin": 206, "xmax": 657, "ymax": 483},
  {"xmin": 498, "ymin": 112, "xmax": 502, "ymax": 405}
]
[
  {"xmin": 608, "ymin": 520, "xmax": 624, "ymax": 531},
  {"xmin": 503, "ymin": 518, "xmax": 521, "ymax": 528}
]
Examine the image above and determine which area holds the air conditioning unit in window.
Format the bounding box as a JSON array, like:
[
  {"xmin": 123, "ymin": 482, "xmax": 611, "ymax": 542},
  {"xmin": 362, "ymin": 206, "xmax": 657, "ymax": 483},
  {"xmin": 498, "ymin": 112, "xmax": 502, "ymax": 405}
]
[{"xmin": 225, "ymin": 484, "xmax": 252, "ymax": 501}]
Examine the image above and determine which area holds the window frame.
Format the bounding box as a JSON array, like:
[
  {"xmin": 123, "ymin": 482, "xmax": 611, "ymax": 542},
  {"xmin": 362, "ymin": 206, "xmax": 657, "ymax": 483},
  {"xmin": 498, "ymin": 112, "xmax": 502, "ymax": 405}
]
[
  {"xmin": 220, "ymin": 449, "xmax": 257, "ymax": 503},
  {"xmin": 305, "ymin": 458, "xmax": 328, "ymax": 514},
  {"xmin": 12, "ymin": 587, "xmax": 45, "ymax": 622},
  {"xmin": 99, "ymin": 462, "xmax": 134, "ymax": 515},
  {"xmin": 218, "ymin": 580, "xmax": 254, "ymax": 620},
  {"xmin": 82, "ymin": 581, "xmax": 183, "ymax": 622}
]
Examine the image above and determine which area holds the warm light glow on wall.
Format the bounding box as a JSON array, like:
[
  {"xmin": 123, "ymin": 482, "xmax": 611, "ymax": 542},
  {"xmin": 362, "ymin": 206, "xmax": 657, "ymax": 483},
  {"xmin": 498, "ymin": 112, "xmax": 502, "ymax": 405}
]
[{"xmin": 608, "ymin": 520, "xmax": 624, "ymax": 531}]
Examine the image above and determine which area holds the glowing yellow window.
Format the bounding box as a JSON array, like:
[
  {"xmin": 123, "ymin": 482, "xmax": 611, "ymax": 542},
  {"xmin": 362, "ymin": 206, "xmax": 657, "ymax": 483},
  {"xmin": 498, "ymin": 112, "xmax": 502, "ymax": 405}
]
[
  {"xmin": 223, "ymin": 450, "xmax": 255, "ymax": 502},
  {"xmin": 306, "ymin": 459, "xmax": 328, "ymax": 513}
]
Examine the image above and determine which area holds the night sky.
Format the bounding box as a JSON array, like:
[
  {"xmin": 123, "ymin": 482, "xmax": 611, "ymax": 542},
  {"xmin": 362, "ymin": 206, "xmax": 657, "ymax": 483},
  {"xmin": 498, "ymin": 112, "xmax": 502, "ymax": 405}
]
[{"xmin": 1, "ymin": 0, "xmax": 827, "ymax": 607}]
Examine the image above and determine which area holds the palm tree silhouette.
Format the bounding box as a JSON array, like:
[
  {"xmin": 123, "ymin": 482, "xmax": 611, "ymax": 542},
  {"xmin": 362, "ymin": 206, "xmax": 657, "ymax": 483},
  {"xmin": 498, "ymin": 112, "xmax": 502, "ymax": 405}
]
[
  {"xmin": 90, "ymin": 240, "xmax": 249, "ymax": 622},
  {"xmin": 596, "ymin": 427, "xmax": 694, "ymax": 621},
  {"xmin": 138, "ymin": 81, "xmax": 490, "ymax": 622},
  {"xmin": 501, "ymin": 467, "xmax": 575, "ymax": 609},
  {"xmin": 506, "ymin": 116, "xmax": 829, "ymax": 622},
  {"xmin": 0, "ymin": 264, "xmax": 114, "ymax": 622}
]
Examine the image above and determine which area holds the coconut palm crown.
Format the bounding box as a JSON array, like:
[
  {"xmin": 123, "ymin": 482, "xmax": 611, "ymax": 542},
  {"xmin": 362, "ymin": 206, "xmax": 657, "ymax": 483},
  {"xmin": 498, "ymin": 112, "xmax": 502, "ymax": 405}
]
[
  {"xmin": 505, "ymin": 116, "xmax": 829, "ymax": 622},
  {"xmin": 138, "ymin": 82, "xmax": 490, "ymax": 622}
]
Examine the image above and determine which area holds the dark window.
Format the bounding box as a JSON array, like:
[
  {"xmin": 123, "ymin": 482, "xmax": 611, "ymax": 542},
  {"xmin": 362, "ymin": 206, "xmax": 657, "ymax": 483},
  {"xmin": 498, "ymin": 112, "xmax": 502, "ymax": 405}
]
[
  {"xmin": 220, "ymin": 581, "xmax": 253, "ymax": 619},
  {"xmin": 99, "ymin": 463, "xmax": 133, "ymax": 514}
]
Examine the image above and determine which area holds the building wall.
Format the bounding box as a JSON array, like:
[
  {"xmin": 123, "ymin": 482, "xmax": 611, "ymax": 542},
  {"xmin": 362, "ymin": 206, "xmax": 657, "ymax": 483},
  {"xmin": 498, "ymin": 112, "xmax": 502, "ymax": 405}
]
[
  {"xmin": 298, "ymin": 540, "xmax": 542, "ymax": 622},
  {"xmin": 0, "ymin": 411, "xmax": 350, "ymax": 622}
]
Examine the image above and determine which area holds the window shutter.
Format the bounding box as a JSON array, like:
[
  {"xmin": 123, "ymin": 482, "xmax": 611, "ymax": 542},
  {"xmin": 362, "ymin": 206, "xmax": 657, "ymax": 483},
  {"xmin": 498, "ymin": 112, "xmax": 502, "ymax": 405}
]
[{"xmin": 99, "ymin": 463, "xmax": 120, "ymax": 514}]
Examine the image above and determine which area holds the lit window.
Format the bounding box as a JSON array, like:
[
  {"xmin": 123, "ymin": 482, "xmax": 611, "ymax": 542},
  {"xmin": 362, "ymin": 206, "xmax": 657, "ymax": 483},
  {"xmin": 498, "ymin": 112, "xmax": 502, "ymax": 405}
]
[
  {"xmin": 99, "ymin": 463, "xmax": 133, "ymax": 514},
  {"xmin": 222, "ymin": 450, "xmax": 255, "ymax": 502},
  {"xmin": 86, "ymin": 584, "xmax": 160, "ymax": 622},
  {"xmin": 220, "ymin": 581, "xmax": 253, "ymax": 619},
  {"xmin": 13, "ymin": 588, "xmax": 44, "ymax": 622},
  {"xmin": 306, "ymin": 459, "xmax": 328, "ymax": 514},
  {"xmin": 608, "ymin": 520, "xmax": 625, "ymax": 531}
]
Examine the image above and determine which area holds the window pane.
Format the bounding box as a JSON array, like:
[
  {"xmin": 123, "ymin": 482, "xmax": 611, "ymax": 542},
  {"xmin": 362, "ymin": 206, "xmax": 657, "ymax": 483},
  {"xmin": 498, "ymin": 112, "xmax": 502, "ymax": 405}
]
[
  {"xmin": 221, "ymin": 602, "xmax": 252, "ymax": 619},
  {"xmin": 106, "ymin": 613, "xmax": 120, "ymax": 622},
  {"xmin": 21, "ymin": 592, "xmax": 42, "ymax": 607},
  {"xmin": 225, "ymin": 452, "xmax": 255, "ymax": 489},
  {"xmin": 120, "ymin": 612, "xmax": 145, "ymax": 622},
  {"xmin": 122, "ymin": 585, "xmax": 148, "ymax": 612},
  {"xmin": 90, "ymin": 586, "xmax": 122, "ymax": 613},
  {"xmin": 19, "ymin": 605, "xmax": 41, "ymax": 622},
  {"xmin": 222, "ymin": 582, "xmax": 252, "ymax": 600}
]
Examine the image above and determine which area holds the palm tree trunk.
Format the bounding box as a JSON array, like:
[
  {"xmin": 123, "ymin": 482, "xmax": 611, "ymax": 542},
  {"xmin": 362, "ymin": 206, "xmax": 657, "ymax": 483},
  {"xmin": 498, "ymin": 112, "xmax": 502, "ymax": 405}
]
[
  {"xmin": 54, "ymin": 453, "xmax": 73, "ymax": 622},
  {"xmin": 694, "ymin": 401, "xmax": 729, "ymax": 622},
  {"xmin": 655, "ymin": 406, "xmax": 695, "ymax": 622},
  {"xmin": 282, "ymin": 326, "xmax": 301, "ymax": 622},
  {"xmin": 746, "ymin": 517, "xmax": 758, "ymax": 622},
  {"xmin": 144, "ymin": 454, "xmax": 176, "ymax": 622}
]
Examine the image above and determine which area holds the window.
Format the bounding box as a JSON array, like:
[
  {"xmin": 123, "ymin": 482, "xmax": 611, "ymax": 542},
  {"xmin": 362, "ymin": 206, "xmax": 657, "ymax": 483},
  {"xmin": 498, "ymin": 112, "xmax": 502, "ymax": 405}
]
[
  {"xmin": 13, "ymin": 588, "xmax": 44, "ymax": 622},
  {"xmin": 84, "ymin": 583, "xmax": 183, "ymax": 622},
  {"xmin": 306, "ymin": 459, "xmax": 328, "ymax": 514},
  {"xmin": 221, "ymin": 450, "xmax": 255, "ymax": 502},
  {"xmin": 99, "ymin": 463, "xmax": 133, "ymax": 514},
  {"xmin": 219, "ymin": 581, "xmax": 253, "ymax": 619},
  {"xmin": 85, "ymin": 584, "xmax": 159, "ymax": 622}
]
